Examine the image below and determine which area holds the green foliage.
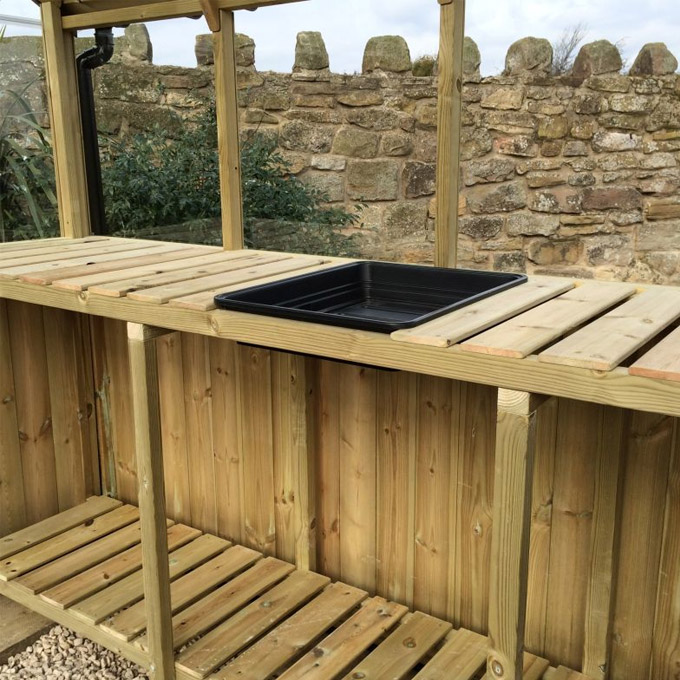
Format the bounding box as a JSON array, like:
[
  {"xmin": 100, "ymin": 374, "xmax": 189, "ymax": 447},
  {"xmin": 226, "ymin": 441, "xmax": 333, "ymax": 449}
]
[
  {"xmin": 101, "ymin": 103, "xmax": 360, "ymax": 256},
  {"xmin": 0, "ymin": 81, "xmax": 59, "ymax": 242},
  {"xmin": 412, "ymin": 55, "xmax": 437, "ymax": 77}
]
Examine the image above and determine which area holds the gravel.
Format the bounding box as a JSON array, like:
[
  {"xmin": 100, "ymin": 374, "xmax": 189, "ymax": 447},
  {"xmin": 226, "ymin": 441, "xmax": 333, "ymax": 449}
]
[{"xmin": 0, "ymin": 626, "xmax": 149, "ymax": 680}]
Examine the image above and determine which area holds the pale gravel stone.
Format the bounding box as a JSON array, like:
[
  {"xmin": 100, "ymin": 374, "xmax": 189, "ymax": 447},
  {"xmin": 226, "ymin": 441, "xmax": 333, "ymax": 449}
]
[{"xmin": 0, "ymin": 627, "xmax": 148, "ymax": 680}]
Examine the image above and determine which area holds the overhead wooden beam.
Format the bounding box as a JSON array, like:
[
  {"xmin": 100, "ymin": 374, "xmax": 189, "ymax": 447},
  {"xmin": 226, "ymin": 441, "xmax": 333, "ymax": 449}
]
[
  {"xmin": 434, "ymin": 0, "xmax": 465, "ymax": 268},
  {"xmin": 199, "ymin": 0, "xmax": 221, "ymax": 31},
  {"xmin": 41, "ymin": 2, "xmax": 92, "ymax": 238},
  {"xmin": 214, "ymin": 10, "xmax": 244, "ymax": 250},
  {"xmin": 61, "ymin": 0, "xmax": 308, "ymax": 29}
]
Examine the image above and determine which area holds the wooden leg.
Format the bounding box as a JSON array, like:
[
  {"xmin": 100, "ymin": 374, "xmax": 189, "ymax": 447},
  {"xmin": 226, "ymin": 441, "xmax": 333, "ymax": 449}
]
[
  {"xmin": 487, "ymin": 390, "xmax": 547, "ymax": 680},
  {"xmin": 127, "ymin": 323, "xmax": 175, "ymax": 680}
]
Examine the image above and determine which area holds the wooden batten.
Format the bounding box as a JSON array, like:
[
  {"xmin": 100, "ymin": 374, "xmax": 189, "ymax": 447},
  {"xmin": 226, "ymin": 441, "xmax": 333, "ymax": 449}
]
[{"xmin": 434, "ymin": 0, "xmax": 465, "ymax": 267}]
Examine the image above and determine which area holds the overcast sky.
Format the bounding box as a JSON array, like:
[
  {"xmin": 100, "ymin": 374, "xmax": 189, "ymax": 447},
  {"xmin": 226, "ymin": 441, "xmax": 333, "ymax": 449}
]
[{"xmin": 2, "ymin": 0, "xmax": 679, "ymax": 75}]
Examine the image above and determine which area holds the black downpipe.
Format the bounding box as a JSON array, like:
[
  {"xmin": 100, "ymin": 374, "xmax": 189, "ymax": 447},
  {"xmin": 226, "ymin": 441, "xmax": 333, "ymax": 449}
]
[{"xmin": 77, "ymin": 28, "xmax": 114, "ymax": 236}]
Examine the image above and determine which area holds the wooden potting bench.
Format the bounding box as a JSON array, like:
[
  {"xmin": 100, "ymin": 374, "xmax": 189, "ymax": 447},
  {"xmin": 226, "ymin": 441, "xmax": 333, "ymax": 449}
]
[{"xmin": 1, "ymin": 2, "xmax": 679, "ymax": 680}]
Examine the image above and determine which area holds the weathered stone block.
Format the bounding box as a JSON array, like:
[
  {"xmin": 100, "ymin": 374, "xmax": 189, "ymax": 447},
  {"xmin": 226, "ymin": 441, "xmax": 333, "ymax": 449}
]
[
  {"xmin": 630, "ymin": 43, "xmax": 678, "ymax": 76},
  {"xmin": 585, "ymin": 74, "xmax": 630, "ymax": 92},
  {"xmin": 505, "ymin": 37, "xmax": 553, "ymax": 75},
  {"xmin": 414, "ymin": 101, "xmax": 438, "ymax": 129},
  {"xmin": 300, "ymin": 170, "xmax": 344, "ymax": 202},
  {"xmin": 582, "ymin": 186, "xmax": 642, "ymax": 210},
  {"xmin": 235, "ymin": 33, "xmax": 256, "ymax": 67},
  {"xmin": 529, "ymin": 187, "xmax": 582, "ymax": 214},
  {"xmin": 381, "ymin": 131, "xmax": 414, "ymax": 156},
  {"xmin": 571, "ymin": 120, "xmax": 597, "ymax": 140},
  {"xmin": 494, "ymin": 251, "xmax": 526, "ymax": 272},
  {"xmin": 124, "ymin": 24, "xmax": 152, "ymax": 63},
  {"xmin": 345, "ymin": 108, "xmax": 402, "ymax": 131},
  {"xmin": 244, "ymin": 108, "xmax": 278, "ymax": 125},
  {"xmin": 362, "ymin": 36, "xmax": 412, "ymax": 73},
  {"xmin": 586, "ymin": 235, "xmax": 634, "ymax": 266},
  {"xmin": 311, "ymin": 155, "xmax": 347, "ymax": 171},
  {"xmin": 347, "ymin": 160, "xmax": 399, "ymax": 200},
  {"xmin": 459, "ymin": 215, "xmax": 504, "ymax": 240},
  {"xmin": 572, "ymin": 40, "xmax": 623, "ymax": 81},
  {"xmin": 280, "ymin": 120, "xmax": 334, "ymax": 153},
  {"xmin": 403, "ymin": 161, "xmax": 436, "ymax": 198},
  {"xmin": 507, "ymin": 213, "xmax": 559, "ymax": 236},
  {"xmin": 331, "ymin": 127, "xmax": 380, "ymax": 158},
  {"xmin": 480, "ymin": 87, "xmax": 525, "ymax": 111},
  {"xmin": 495, "ymin": 136, "xmax": 538, "ymax": 157},
  {"xmin": 592, "ymin": 131, "xmax": 641, "ymax": 152},
  {"xmin": 383, "ymin": 201, "xmax": 428, "ymax": 235},
  {"xmin": 526, "ymin": 171, "xmax": 567, "ymax": 188},
  {"xmin": 564, "ymin": 141, "xmax": 589, "ymax": 156},
  {"xmin": 568, "ymin": 172, "xmax": 596, "ymax": 187},
  {"xmin": 336, "ymin": 90, "xmax": 384, "ymax": 107},
  {"xmin": 571, "ymin": 93, "xmax": 606, "ymax": 114},
  {"xmin": 638, "ymin": 221, "xmax": 680, "ymax": 250},
  {"xmin": 528, "ymin": 239, "xmax": 581, "ymax": 265},
  {"xmin": 468, "ymin": 182, "xmax": 527, "ymax": 213},
  {"xmin": 294, "ymin": 32, "xmax": 329, "ymax": 71},
  {"xmin": 464, "ymin": 37, "xmax": 482, "ymax": 80},
  {"xmin": 609, "ymin": 94, "xmax": 654, "ymax": 113},
  {"xmin": 462, "ymin": 158, "xmax": 515, "ymax": 187},
  {"xmin": 538, "ymin": 116, "xmax": 569, "ymax": 139}
]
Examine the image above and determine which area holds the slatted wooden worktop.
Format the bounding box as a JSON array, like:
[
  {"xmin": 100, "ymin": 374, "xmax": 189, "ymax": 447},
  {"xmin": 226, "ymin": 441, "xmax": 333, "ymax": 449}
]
[
  {"xmin": 0, "ymin": 496, "xmax": 592, "ymax": 680},
  {"xmin": 0, "ymin": 235, "xmax": 679, "ymax": 417}
]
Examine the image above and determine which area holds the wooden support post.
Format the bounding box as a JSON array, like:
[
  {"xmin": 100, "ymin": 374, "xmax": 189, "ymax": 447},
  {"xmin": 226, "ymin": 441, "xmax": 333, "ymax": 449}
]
[
  {"xmin": 199, "ymin": 0, "xmax": 222, "ymax": 31},
  {"xmin": 487, "ymin": 390, "xmax": 547, "ymax": 680},
  {"xmin": 40, "ymin": 3, "xmax": 91, "ymax": 239},
  {"xmin": 434, "ymin": 0, "xmax": 465, "ymax": 268},
  {"xmin": 127, "ymin": 323, "xmax": 175, "ymax": 680},
  {"xmin": 213, "ymin": 10, "xmax": 244, "ymax": 250}
]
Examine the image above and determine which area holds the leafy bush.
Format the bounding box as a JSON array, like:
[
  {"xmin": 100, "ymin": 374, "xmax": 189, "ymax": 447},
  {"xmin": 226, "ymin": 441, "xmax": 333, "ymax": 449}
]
[
  {"xmin": 101, "ymin": 103, "xmax": 360, "ymax": 256},
  {"xmin": 0, "ymin": 83, "xmax": 59, "ymax": 242}
]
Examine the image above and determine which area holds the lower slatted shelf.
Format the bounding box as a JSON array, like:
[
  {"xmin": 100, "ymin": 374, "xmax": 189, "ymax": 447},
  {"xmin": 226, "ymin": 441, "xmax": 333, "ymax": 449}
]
[{"xmin": 0, "ymin": 497, "xmax": 594, "ymax": 680}]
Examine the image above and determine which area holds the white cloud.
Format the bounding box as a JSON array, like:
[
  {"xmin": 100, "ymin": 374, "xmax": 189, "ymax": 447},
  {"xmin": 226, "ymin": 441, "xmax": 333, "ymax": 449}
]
[{"xmin": 1, "ymin": 0, "xmax": 679, "ymax": 75}]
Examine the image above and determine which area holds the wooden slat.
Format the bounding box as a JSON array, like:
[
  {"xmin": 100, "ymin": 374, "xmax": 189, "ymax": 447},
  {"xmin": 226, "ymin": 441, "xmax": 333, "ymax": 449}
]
[
  {"xmin": 95, "ymin": 252, "xmax": 273, "ymax": 299},
  {"xmin": 40, "ymin": 523, "xmax": 201, "ymax": 609},
  {"xmin": 610, "ymin": 411, "xmax": 674, "ymax": 679},
  {"xmin": 582, "ymin": 407, "xmax": 625, "ymax": 679},
  {"xmin": 209, "ymin": 338, "xmax": 242, "ymax": 543},
  {"xmin": 135, "ymin": 556, "xmax": 294, "ymax": 652},
  {"xmin": 413, "ymin": 375, "xmax": 456, "ymax": 619},
  {"xmin": 70, "ymin": 533, "xmax": 228, "ymax": 624},
  {"xmin": 103, "ymin": 545, "xmax": 260, "ymax": 642},
  {"xmin": 0, "ymin": 299, "xmax": 26, "ymax": 537},
  {"xmin": 170, "ymin": 260, "xmax": 342, "ymax": 311},
  {"xmin": 451, "ymin": 382, "xmax": 496, "ymax": 630},
  {"xmin": 0, "ymin": 505, "xmax": 139, "ymax": 581},
  {"xmin": 13, "ymin": 520, "xmax": 147, "ymax": 595},
  {"xmin": 481, "ymin": 654, "xmax": 551, "ymax": 680},
  {"xmin": 651, "ymin": 422, "xmax": 680, "ymax": 679},
  {"xmin": 344, "ymin": 611, "xmax": 452, "ymax": 680},
  {"xmin": 237, "ymin": 345, "xmax": 276, "ymax": 555},
  {"xmin": 22, "ymin": 244, "xmax": 208, "ymax": 286},
  {"xmin": 70, "ymin": 251, "xmax": 256, "ymax": 295},
  {"xmin": 539, "ymin": 289, "xmax": 680, "ymax": 370},
  {"xmin": 176, "ymin": 570, "xmax": 329, "ymax": 678},
  {"xmin": 376, "ymin": 370, "xmax": 417, "ymax": 607},
  {"xmin": 213, "ymin": 582, "xmax": 367, "ymax": 680},
  {"xmin": 413, "ymin": 628, "xmax": 488, "ymax": 680},
  {"xmin": 461, "ymin": 282, "xmax": 637, "ymax": 358},
  {"xmin": 182, "ymin": 333, "xmax": 218, "ymax": 534},
  {"xmin": 0, "ymin": 237, "xmax": 108, "ymax": 254},
  {"xmin": 391, "ymin": 278, "xmax": 575, "ymax": 348},
  {"xmin": 7, "ymin": 301, "xmax": 58, "ymax": 524},
  {"xmin": 339, "ymin": 364, "xmax": 378, "ymax": 594},
  {"xmin": 277, "ymin": 597, "xmax": 408, "ymax": 680},
  {"xmin": 127, "ymin": 256, "xmax": 325, "ymax": 304},
  {"xmin": 315, "ymin": 359, "xmax": 341, "ymax": 581},
  {"xmin": 0, "ymin": 496, "xmax": 121, "ymax": 561},
  {"xmin": 434, "ymin": 0, "xmax": 465, "ymax": 267},
  {"xmin": 157, "ymin": 333, "xmax": 192, "ymax": 525},
  {"xmin": 271, "ymin": 351, "xmax": 316, "ymax": 570},
  {"xmin": 629, "ymin": 325, "xmax": 680, "ymax": 382},
  {"xmin": 0, "ymin": 241, "xmax": 160, "ymax": 275},
  {"xmin": 215, "ymin": 9, "xmax": 244, "ymax": 250}
]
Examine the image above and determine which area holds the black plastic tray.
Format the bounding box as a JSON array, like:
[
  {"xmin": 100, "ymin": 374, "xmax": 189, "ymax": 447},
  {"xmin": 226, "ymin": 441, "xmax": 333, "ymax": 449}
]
[{"xmin": 214, "ymin": 261, "xmax": 527, "ymax": 333}]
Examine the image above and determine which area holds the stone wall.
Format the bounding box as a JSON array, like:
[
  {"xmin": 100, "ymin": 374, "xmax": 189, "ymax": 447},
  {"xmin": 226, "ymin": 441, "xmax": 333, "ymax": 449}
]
[{"xmin": 1, "ymin": 29, "xmax": 679, "ymax": 283}]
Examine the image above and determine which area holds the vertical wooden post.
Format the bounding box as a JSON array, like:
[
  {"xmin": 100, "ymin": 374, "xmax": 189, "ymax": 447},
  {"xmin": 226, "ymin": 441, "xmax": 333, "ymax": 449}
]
[
  {"xmin": 487, "ymin": 390, "xmax": 547, "ymax": 680},
  {"xmin": 127, "ymin": 323, "xmax": 175, "ymax": 680},
  {"xmin": 40, "ymin": 3, "xmax": 91, "ymax": 238},
  {"xmin": 434, "ymin": 0, "xmax": 465, "ymax": 268},
  {"xmin": 213, "ymin": 10, "xmax": 245, "ymax": 250}
]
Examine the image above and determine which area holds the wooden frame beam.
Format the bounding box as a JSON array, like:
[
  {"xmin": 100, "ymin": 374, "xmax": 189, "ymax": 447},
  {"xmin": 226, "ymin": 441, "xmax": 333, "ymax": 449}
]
[
  {"xmin": 435, "ymin": 0, "xmax": 465, "ymax": 267},
  {"xmin": 214, "ymin": 10, "xmax": 244, "ymax": 250},
  {"xmin": 487, "ymin": 391, "xmax": 549, "ymax": 680},
  {"xmin": 41, "ymin": 2, "xmax": 91, "ymax": 238},
  {"xmin": 199, "ymin": 0, "xmax": 221, "ymax": 31},
  {"xmin": 61, "ymin": 0, "xmax": 308, "ymax": 29},
  {"xmin": 127, "ymin": 322, "xmax": 175, "ymax": 680}
]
